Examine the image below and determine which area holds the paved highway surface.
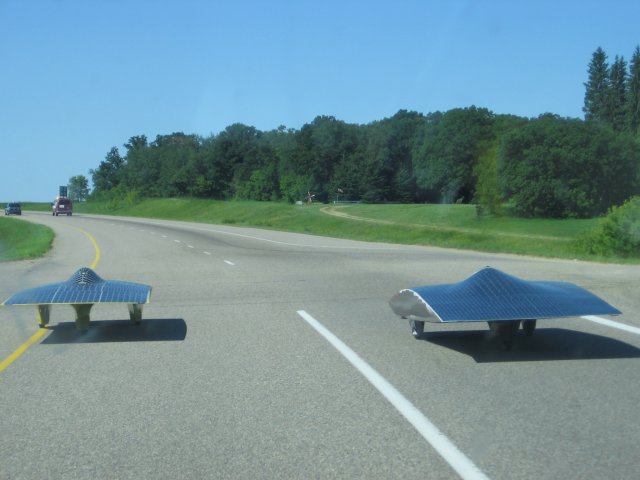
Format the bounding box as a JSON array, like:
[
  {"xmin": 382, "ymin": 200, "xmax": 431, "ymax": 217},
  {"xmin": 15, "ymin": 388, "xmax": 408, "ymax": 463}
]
[{"xmin": 1, "ymin": 211, "xmax": 639, "ymax": 479}]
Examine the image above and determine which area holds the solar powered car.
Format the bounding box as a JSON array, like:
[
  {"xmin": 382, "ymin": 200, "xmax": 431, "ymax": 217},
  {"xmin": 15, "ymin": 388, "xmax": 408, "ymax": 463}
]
[
  {"xmin": 389, "ymin": 267, "xmax": 622, "ymax": 349},
  {"xmin": 2, "ymin": 267, "xmax": 152, "ymax": 331}
]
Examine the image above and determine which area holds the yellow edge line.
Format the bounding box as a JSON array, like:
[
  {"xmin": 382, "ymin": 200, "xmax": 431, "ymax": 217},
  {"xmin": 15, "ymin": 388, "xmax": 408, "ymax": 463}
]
[
  {"xmin": 0, "ymin": 224, "xmax": 101, "ymax": 375},
  {"xmin": 69, "ymin": 225, "xmax": 101, "ymax": 269},
  {"xmin": 0, "ymin": 328, "xmax": 47, "ymax": 373}
]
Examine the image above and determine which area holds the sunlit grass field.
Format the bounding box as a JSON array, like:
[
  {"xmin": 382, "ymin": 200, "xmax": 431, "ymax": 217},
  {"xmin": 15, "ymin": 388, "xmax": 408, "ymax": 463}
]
[
  {"xmin": 13, "ymin": 198, "xmax": 630, "ymax": 262},
  {"xmin": 339, "ymin": 203, "xmax": 595, "ymax": 239},
  {"xmin": 0, "ymin": 216, "xmax": 54, "ymax": 261},
  {"xmin": 71, "ymin": 198, "xmax": 617, "ymax": 261}
]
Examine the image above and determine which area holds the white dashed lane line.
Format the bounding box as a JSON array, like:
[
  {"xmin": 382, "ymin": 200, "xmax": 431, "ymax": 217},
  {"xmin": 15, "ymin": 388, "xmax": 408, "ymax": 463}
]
[
  {"xmin": 90, "ymin": 220, "xmax": 219, "ymax": 260},
  {"xmin": 131, "ymin": 228, "xmax": 234, "ymax": 262}
]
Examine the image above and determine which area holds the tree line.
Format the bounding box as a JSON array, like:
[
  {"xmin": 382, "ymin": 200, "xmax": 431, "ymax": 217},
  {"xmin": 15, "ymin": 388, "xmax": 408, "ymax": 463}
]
[
  {"xmin": 85, "ymin": 47, "xmax": 640, "ymax": 219},
  {"xmin": 583, "ymin": 46, "xmax": 640, "ymax": 133}
]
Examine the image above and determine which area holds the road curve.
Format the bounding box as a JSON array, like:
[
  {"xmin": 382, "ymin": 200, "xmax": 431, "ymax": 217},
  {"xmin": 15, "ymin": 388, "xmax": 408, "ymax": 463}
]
[{"xmin": 1, "ymin": 211, "xmax": 639, "ymax": 479}]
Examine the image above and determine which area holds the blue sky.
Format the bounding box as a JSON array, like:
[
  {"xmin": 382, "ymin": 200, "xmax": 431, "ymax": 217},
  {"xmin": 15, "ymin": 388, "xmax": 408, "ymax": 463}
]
[{"xmin": 1, "ymin": 0, "xmax": 638, "ymax": 202}]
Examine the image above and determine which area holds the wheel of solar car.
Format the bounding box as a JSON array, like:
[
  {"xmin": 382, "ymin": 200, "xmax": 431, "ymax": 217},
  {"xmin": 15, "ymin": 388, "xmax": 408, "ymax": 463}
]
[
  {"xmin": 489, "ymin": 320, "xmax": 519, "ymax": 350},
  {"xmin": 502, "ymin": 321, "xmax": 521, "ymax": 350},
  {"xmin": 522, "ymin": 319, "xmax": 537, "ymax": 336},
  {"xmin": 410, "ymin": 319, "xmax": 424, "ymax": 338}
]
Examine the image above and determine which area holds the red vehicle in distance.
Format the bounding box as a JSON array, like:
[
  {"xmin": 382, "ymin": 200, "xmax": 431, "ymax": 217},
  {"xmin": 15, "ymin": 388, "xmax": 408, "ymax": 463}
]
[{"xmin": 52, "ymin": 197, "xmax": 73, "ymax": 216}]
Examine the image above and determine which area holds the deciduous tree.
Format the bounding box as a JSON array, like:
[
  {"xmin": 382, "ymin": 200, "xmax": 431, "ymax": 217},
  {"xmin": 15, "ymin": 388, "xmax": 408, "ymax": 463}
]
[
  {"xmin": 90, "ymin": 146, "xmax": 124, "ymax": 194},
  {"xmin": 68, "ymin": 175, "xmax": 89, "ymax": 202}
]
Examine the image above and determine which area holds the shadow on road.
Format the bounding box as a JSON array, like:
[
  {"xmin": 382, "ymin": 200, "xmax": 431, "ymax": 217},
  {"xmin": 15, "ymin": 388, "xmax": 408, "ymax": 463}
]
[
  {"xmin": 419, "ymin": 328, "xmax": 640, "ymax": 362},
  {"xmin": 41, "ymin": 318, "xmax": 187, "ymax": 344}
]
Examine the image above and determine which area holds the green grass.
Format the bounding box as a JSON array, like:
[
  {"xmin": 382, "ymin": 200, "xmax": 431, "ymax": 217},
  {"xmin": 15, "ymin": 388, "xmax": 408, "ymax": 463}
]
[
  {"xmin": 0, "ymin": 216, "xmax": 54, "ymax": 261},
  {"xmin": 71, "ymin": 198, "xmax": 634, "ymax": 263},
  {"xmin": 5, "ymin": 199, "xmax": 635, "ymax": 263},
  {"xmin": 19, "ymin": 202, "xmax": 52, "ymax": 212},
  {"xmin": 339, "ymin": 203, "xmax": 596, "ymax": 239}
]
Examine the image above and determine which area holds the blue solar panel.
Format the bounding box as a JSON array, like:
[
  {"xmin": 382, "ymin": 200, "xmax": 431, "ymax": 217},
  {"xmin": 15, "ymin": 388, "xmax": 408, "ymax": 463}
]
[
  {"xmin": 3, "ymin": 268, "xmax": 151, "ymax": 306},
  {"xmin": 389, "ymin": 267, "xmax": 621, "ymax": 323}
]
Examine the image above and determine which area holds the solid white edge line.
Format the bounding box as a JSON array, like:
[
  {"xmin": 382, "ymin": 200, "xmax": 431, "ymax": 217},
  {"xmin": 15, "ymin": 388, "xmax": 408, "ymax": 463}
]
[
  {"xmin": 582, "ymin": 315, "xmax": 640, "ymax": 335},
  {"xmin": 296, "ymin": 310, "xmax": 491, "ymax": 480}
]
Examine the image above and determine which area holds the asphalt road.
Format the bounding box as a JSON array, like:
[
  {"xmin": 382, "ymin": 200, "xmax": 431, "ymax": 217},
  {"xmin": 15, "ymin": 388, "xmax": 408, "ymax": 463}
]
[{"xmin": 1, "ymin": 211, "xmax": 639, "ymax": 479}]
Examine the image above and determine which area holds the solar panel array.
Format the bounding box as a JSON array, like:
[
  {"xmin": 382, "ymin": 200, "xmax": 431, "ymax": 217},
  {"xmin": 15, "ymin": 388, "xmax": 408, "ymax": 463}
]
[
  {"xmin": 394, "ymin": 267, "xmax": 621, "ymax": 323},
  {"xmin": 3, "ymin": 268, "xmax": 151, "ymax": 306}
]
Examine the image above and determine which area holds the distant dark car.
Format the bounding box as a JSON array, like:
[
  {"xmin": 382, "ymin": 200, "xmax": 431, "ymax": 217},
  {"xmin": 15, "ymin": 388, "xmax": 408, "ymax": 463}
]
[
  {"xmin": 52, "ymin": 197, "xmax": 73, "ymax": 216},
  {"xmin": 4, "ymin": 202, "xmax": 22, "ymax": 215}
]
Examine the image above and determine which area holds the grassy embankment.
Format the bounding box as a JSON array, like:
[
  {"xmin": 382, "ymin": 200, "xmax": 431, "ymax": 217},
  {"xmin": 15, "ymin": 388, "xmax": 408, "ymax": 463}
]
[
  {"xmin": 8, "ymin": 198, "xmax": 636, "ymax": 263},
  {"xmin": 0, "ymin": 216, "xmax": 54, "ymax": 261}
]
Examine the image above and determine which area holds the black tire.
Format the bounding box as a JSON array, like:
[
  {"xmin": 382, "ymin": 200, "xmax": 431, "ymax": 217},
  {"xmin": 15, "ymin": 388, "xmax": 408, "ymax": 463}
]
[
  {"xmin": 522, "ymin": 319, "xmax": 537, "ymax": 336},
  {"xmin": 489, "ymin": 320, "xmax": 520, "ymax": 350}
]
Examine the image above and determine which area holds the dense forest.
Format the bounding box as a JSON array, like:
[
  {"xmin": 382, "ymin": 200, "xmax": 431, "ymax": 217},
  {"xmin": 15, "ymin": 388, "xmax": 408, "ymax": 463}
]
[{"xmin": 82, "ymin": 47, "xmax": 640, "ymax": 219}]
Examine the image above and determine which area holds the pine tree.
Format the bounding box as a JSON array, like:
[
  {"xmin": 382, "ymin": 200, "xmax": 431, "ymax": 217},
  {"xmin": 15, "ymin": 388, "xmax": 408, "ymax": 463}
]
[
  {"xmin": 608, "ymin": 55, "xmax": 627, "ymax": 131},
  {"xmin": 583, "ymin": 47, "xmax": 610, "ymax": 123},
  {"xmin": 627, "ymin": 45, "xmax": 640, "ymax": 135}
]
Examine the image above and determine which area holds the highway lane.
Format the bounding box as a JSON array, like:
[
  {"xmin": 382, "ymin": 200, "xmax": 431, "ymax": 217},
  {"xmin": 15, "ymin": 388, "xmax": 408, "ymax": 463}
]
[{"xmin": 1, "ymin": 211, "xmax": 639, "ymax": 479}]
